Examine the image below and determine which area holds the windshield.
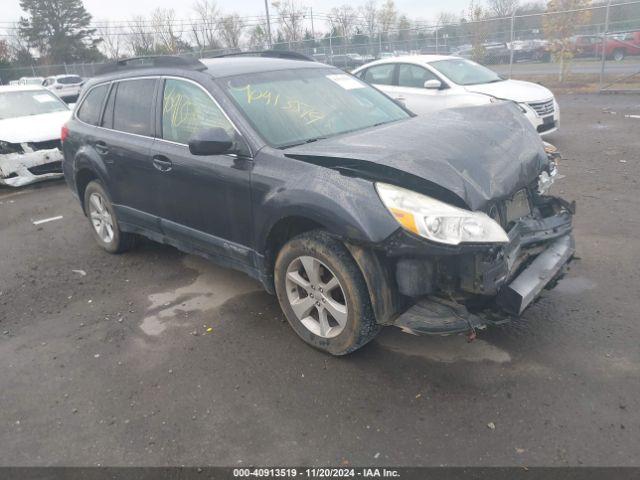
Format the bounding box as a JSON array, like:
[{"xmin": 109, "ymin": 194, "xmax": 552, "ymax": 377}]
[
  {"xmin": 58, "ymin": 76, "xmax": 82, "ymax": 85},
  {"xmin": 0, "ymin": 90, "xmax": 68, "ymax": 120},
  {"xmin": 223, "ymin": 67, "xmax": 410, "ymax": 148},
  {"xmin": 430, "ymin": 58, "xmax": 503, "ymax": 86}
]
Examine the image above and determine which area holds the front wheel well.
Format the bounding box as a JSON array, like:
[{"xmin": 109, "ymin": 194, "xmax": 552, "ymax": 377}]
[
  {"xmin": 264, "ymin": 216, "xmax": 326, "ymax": 276},
  {"xmin": 75, "ymin": 168, "xmax": 99, "ymax": 211}
]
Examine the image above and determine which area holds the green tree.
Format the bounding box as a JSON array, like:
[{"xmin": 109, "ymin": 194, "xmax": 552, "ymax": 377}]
[{"xmin": 18, "ymin": 0, "xmax": 102, "ymax": 63}]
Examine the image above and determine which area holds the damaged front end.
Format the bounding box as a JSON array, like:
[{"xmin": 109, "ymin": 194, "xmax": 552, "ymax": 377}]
[
  {"xmin": 0, "ymin": 140, "xmax": 64, "ymax": 187},
  {"xmin": 360, "ymin": 152, "xmax": 575, "ymax": 336}
]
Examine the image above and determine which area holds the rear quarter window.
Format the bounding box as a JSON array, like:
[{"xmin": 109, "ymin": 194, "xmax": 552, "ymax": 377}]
[
  {"xmin": 112, "ymin": 79, "xmax": 156, "ymax": 137},
  {"xmin": 77, "ymin": 84, "xmax": 108, "ymax": 126}
]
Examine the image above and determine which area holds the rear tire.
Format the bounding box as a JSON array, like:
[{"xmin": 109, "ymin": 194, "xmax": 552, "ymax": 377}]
[
  {"xmin": 83, "ymin": 180, "xmax": 136, "ymax": 254},
  {"xmin": 274, "ymin": 230, "xmax": 380, "ymax": 355},
  {"xmin": 613, "ymin": 49, "xmax": 625, "ymax": 61}
]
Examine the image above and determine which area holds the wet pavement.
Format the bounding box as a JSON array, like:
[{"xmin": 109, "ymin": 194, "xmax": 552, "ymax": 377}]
[{"xmin": 0, "ymin": 94, "xmax": 639, "ymax": 466}]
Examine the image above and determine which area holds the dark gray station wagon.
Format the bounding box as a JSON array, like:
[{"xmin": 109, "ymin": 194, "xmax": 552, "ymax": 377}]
[{"xmin": 62, "ymin": 54, "xmax": 575, "ymax": 355}]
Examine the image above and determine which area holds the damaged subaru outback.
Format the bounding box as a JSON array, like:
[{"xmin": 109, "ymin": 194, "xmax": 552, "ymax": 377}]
[{"xmin": 62, "ymin": 54, "xmax": 575, "ymax": 355}]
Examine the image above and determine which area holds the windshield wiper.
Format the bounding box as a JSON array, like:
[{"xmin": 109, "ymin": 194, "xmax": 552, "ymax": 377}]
[{"xmin": 280, "ymin": 137, "xmax": 327, "ymax": 149}]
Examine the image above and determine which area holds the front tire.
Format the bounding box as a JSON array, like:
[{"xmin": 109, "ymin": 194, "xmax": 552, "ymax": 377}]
[
  {"xmin": 83, "ymin": 180, "xmax": 135, "ymax": 254},
  {"xmin": 274, "ymin": 231, "xmax": 380, "ymax": 355},
  {"xmin": 613, "ymin": 49, "xmax": 625, "ymax": 61}
]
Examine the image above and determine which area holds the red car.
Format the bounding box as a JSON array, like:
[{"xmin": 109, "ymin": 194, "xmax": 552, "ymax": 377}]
[
  {"xmin": 569, "ymin": 35, "xmax": 601, "ymax": 58},
  {"xmin": 595, "ymin": 31, "xmax": 640, "ymax": 61}
]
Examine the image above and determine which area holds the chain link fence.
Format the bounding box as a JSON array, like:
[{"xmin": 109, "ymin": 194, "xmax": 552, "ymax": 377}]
[{"xmin": 1, "ymin": 2, "xmax": 639, "ymax": 92}]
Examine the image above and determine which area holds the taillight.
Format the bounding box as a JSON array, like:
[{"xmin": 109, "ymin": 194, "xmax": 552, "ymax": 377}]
[{"xmin": 61, "ymin": 124, "xmax": 69, "ymax": 143}]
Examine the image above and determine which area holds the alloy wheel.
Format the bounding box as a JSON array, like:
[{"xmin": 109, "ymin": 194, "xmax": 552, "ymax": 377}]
[
  {"xmin": 88, "ymin": 192, "xmax": 115, "ymax": 244},
  {"xmin": 284, "ymin": 255, "xmax": 348, "ymax": 338}
]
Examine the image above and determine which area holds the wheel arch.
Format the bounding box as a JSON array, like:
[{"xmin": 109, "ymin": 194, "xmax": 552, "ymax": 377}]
[{"xmin": 75, "ymin": 167, "xmax": 100, "ymax": 212}]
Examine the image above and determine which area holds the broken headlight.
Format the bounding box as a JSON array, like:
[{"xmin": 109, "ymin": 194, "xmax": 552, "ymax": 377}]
[
  {"xmin": 538, "ymin": 161, "xmax": 558, "ymax": 195},
  {"xmin": 376, "ymin": 183, "xmax": 509, "ymax": 246}
]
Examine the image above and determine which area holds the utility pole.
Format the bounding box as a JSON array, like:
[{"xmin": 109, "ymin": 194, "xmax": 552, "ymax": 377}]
[
  {"xmin": 310, "ymin": 7, "xmax": 316, "ymax": 41},
  {"xmin": 264, "ymin": 0, "xmax": 273, "ymax": 48},
  {"xmin": 599, "ymin": 0, "xmax": 612, "ymax": 90},
  {"xmin": 508, "ymin": 10, "xmax": 516, "ymax": 78}
]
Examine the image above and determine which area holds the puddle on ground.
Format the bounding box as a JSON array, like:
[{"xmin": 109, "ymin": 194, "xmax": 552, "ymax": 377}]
[
  {"xmin": 140, "ymin": 255, "xmax": 261, "ymax": 336},
  {"xmin": 375, "ymin": 328, "xmax": 511, "ymax": 364},
  {"xmin": 554, "ymin": 276, "xmax": 597, "ymax": 295}
]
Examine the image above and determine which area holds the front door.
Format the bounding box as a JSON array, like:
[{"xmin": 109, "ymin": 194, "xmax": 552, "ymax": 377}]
[
  {"xmin": 151, "ymin": 77, "xmax": 253, "ymax": 265},
  {"xmin": 390, "ymin": 63, "xmax": 457, "ymax": 114}
]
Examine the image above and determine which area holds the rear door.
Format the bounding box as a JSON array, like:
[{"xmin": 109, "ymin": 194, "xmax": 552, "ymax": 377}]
[
  {"xmin": 98, "ymin": 77, "xmax": 163, "ymax": 232},
  {"xmin": 151, "ymin": 77, "xmax": 253, "ymax": 263}
]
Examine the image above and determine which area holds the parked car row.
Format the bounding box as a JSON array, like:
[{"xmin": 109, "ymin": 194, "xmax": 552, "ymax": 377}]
[
  {"xmin": 6, "ymin": 74, "xmax": 84, "ymax": 101},
  {"xmin": 59, "ymin": 53, "xmax": 574, "ymax": 355}
]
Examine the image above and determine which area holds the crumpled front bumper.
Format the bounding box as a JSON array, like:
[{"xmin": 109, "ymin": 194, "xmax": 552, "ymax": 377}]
[
  {"xmin": 391, "ymin": 198, "xmax": 575, "ymax": 335},
  {"xmin": 0, "ymin": 148, "xmax": 64, "ymax": 187},
  {"xmin": 496, "ymin": 233, "xmax": 574, "ymax": 315}
]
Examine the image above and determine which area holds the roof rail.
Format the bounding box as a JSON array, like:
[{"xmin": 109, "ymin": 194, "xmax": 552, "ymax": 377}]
[
  {"xmin": 95, "ymin": 55, "xmax": 207, "ymax": 76},
  {"xmin": 211, "ymin": 50, "xmax": 316, "ymax": 62}
]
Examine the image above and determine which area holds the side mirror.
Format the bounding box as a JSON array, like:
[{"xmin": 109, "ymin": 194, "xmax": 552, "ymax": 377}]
[
  {"xmin": 188, "ymin": 127, "xmax": 233, "ymax": 156},
  {"xmin": 424, "ymin": 79, "xmax": 442, "ymax": 90}
]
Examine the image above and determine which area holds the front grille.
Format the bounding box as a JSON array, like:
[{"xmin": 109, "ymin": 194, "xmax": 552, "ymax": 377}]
[{"xmin": 528, "ymin": 99, "xmax": 555, "ymax": 117}]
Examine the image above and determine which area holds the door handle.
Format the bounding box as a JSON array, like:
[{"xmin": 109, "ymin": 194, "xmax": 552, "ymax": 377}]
[
  {"xmin": 152, "ymin": 155, "xmax": 173, "ymax": 172},
  {"xmin": 94, "ymin": 141, "xmax": 109, "ymax": 155}
]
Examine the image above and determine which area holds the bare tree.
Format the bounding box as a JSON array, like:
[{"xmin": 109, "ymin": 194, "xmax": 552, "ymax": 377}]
[
  {"xmin": 272, "ymin": 0, "xmax": 306, "ymax": 46},
  {"xmin": 128, "ymin": 15, "xmax": 155, "ymax": 56},
  {"xmin": 487, "ymin": 0, "xmax": 519, "ymax": 17},
  {"xmin": 328, "ymin": 5, "xmax": 358, "ymax": 42},
  {"xmin": 152, "ymin": 8, "xmax": 181, "ymax": 54},
  {"xmin": 378, "ymin": 0, "xmax": 398, "ymax": 36},
  {"xmin": 98, "ymin": 22, "xmax": 123, "ymax": 59},
  {"xmin": 217, "ymin": 13, "xmax": 244, "ymax": 49},
  {"xmin": 191, "ymin": 0, "xmax": 220, "ymax": 51},
  {"xmin": 360, "ymin": 0, "xmax": 379, "ymax": 39}
]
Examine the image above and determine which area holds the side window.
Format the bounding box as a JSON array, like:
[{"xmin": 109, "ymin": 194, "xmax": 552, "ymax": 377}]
[
  {"xmin": 362, "ymin": 64, "xmax": 395, "ymax": 86},
  {"xmin": 398, "ymin": 64, "xmax": 438, "ymax": 88},
  {"xmin": 113, "ymin": 78, "xmax": 156, "ymax": 136},
  {"xmin": 161, "ymin": 78, "xmax": 234, "ymax": 145},
  {"xmin": 76, "ymin": 84, "xmax": 108, "ymax": 126}
]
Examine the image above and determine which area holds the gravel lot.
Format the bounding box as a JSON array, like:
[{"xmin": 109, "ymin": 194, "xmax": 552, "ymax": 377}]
[{"xmin": 1, "ymin": 93, "xmax": 639, "ymax": 467}]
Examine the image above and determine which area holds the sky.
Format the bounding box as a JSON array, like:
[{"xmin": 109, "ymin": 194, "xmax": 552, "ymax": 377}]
[{"xmin": 2, "ymin": 0, "xmax": 471, "ymax": 31}]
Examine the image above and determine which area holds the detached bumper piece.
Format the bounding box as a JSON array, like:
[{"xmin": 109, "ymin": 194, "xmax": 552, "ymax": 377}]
[
  {"xmin": 394, "ymin": 297, "xmax": 486, "ymax": 335},
  {"xmin": 496, "ymin": 233, "xmax": 575, "ymax": 315}
]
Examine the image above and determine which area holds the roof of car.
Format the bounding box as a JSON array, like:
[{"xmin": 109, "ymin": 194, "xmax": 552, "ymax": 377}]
[
  {"xmin": 201, "ymin": 56, "xmax": 328, "ymax": 78},
  {"xmin": 48, "ymin": 74, "xmax": 82, "ymax": 79},
  {"xmin": 356, "ymin": 54, "xmax": 458, "ymax": 70},
  {"xmin": 0, "ymin": 85, "xmax": 48, "ymax": 93}
]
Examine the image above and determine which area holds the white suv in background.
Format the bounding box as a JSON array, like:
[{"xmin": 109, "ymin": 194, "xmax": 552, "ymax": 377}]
[
  {"xmin": 353, "ymin": 55, "xmax": 560, "ymax": 136},
  {"xmin": 43, "ymin": 74, "xmax": 84, "ymax": 101}
]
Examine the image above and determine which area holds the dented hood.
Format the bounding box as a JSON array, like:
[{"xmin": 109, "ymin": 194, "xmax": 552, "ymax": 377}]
[
  {"xmin": 0, "ymin": 110, "xmax": 71, "ymax": 144},
  {"xmin": 285, "ymin": 102, "xmax": 548, "ymax": 210}
]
